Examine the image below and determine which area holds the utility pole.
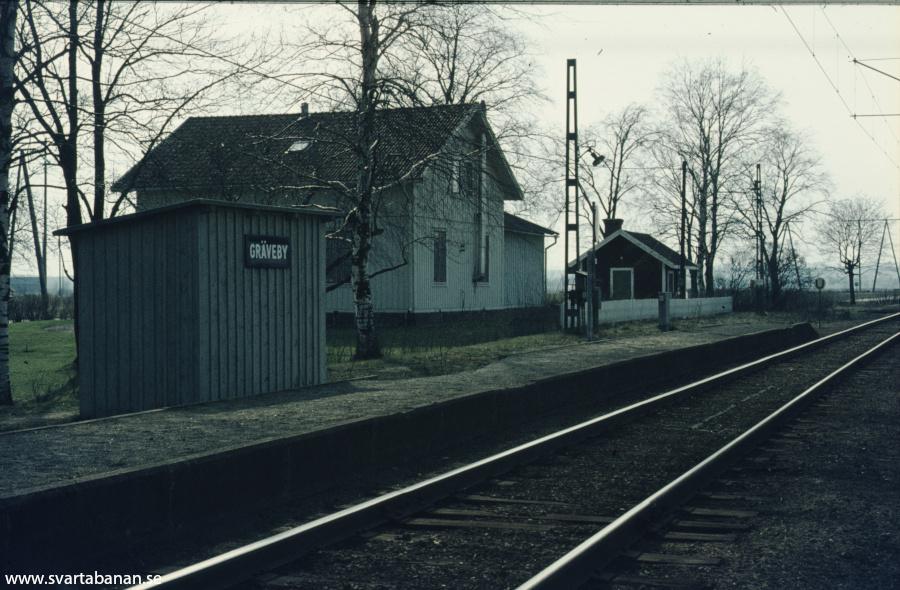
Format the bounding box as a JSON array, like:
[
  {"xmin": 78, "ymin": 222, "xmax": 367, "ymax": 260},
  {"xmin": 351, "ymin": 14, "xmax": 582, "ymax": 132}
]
[
  {"xmin": 754, "ymin": 163, "xmax": 762, "ymax": 283},
  {"xmin": 787, "ymin": 220, "xmax": 802, "ymax": 290},
  {"xmin": 42, "ymin": 158, "xmax": 47, "ymax": 290},
  {"xmin": 563, "ymin": 58, "xmax": 581, "ymax": 332},
  {"xmin": 680, "ymin": 160, "xmax": 687, "ymax": 299}
]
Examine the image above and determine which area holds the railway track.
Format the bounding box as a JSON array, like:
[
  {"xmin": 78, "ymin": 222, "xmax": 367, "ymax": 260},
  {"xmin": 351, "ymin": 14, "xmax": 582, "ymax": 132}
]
[
  {"xmin": 134, "ymin": 314, "xmax": 899, "ymax": 590},
  {"xmin": 584, "ymin": 350, "xmax": 900, "ymax": 590}
]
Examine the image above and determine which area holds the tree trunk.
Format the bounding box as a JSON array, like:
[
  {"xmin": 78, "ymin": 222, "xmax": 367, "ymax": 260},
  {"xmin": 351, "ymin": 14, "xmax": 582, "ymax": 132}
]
[
  {"xmin": 0, "ymin": 0, "xmax": 17, "ymax": 405},
  {"xmin": 767, "ymin": 236, "xmax": 782, "ymax": 306},
  {"xmin": 848, "ymin": 264, "xmax": 856, "ymax": 305},
  {"xmin": 352, "ymin": 0, "xmax": 380, "ymax": 360},
  {"xmin": 91, "ymin": 0, "xmax": 106, "ymax": 220},
  {"xmin": 65, "ymin": 0, "xmax": 81, "ymax": 362}
]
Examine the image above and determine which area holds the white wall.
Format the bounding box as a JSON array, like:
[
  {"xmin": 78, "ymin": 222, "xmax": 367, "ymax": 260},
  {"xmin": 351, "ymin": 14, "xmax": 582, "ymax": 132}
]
[
  {"xmin": 595, "ymin": 296, "xmax": 733, "ymax": 324},
  {"xmin": 410, "ymin": 122, "xmax": 508, "ymax": 312}
]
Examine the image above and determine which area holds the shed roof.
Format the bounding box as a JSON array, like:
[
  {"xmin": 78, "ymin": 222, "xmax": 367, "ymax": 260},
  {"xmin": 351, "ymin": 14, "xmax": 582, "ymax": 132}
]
[
  {"xmin": 54, "ymin": 199, "xmax": 339, "ymax": 237},
  {"xmin": 503, "ymin": 213, "xmax": 557, "ymax": 236},
  {"xmin": 573, "ymin": 229, "xmax": 696, "ymax": 269},
  {"xmin": 628, "ymin": 232, "xmax": 694, "ymax": 268},
  {"xmin": 112, "ymin": 103, "xmax": 522, "ymax": 200}
]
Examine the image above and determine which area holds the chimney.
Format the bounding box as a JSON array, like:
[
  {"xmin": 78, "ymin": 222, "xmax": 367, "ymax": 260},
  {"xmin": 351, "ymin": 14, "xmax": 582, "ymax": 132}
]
[
  {"xmin": 300, "ymin": 102, "xmax": 309, "ymax": 118},
  {"xmin": 603, "ymin": 218, "xmax": 624, "ymax": 238}
]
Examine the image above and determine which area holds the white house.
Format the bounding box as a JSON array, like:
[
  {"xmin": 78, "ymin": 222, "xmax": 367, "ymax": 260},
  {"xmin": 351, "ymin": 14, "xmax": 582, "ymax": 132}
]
[{"xmin": 113, "ymin": 103, "xmax": 556, "ymax": 316}]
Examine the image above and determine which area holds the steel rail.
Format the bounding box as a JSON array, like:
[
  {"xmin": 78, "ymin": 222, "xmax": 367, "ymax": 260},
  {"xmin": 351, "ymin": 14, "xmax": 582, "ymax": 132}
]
[
  {"xmin": 133, "ymin": 313, "xmax": 899, "ymax": 590},
  {"xmin": 518, "ymin": 329, "xmax": 900, "ymax": 590}
]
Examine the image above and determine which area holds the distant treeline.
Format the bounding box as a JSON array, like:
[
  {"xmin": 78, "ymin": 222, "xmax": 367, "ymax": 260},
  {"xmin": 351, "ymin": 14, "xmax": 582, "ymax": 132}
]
[
  {"xmin": 10, "ymin": 276, "xmax": 73, "ymax": 296},
  {"xmin": 9, "ymin": 294, "xmax": 74, "ymax": 322}
]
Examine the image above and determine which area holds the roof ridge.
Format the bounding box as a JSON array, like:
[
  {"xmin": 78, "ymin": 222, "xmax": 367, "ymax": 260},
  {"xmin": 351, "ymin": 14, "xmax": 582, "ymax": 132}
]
[{"xmin": 185, "ymin": 103, "xmax": 478, "ymax": 122}]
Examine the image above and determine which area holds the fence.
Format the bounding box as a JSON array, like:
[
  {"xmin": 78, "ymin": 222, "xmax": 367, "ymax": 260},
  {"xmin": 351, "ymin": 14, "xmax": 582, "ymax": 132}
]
[{"xmin": 595, "ymin": 296, "xmax": 733, "ymax": 324}]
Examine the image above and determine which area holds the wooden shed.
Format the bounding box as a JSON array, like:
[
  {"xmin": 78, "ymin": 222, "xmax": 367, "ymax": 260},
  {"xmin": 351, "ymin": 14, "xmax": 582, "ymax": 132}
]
[
  {"xmin": 56, "ymin": 200, "xmax": 337, "ymax": 418},
  {"xmin": 576, "ymin": 219, "xmax": 698, "ymax": 300}
]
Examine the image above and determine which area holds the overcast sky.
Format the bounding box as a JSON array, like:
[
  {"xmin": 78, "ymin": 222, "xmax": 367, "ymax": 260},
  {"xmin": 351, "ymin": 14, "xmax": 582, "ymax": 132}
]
[
  {"xmin": 24, "ymin": 3, "xmax": 900, "ymax": 288},
  {"xmin": 506, "ymin": 4, "xmax": 900, "ymax": 284},
  {"xmin": 234, "ymin": 3, "xmax": 899, "ymax": 284}
]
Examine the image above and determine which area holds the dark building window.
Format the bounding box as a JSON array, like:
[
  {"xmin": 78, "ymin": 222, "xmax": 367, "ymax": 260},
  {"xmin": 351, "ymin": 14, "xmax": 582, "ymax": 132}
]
[
  {"xmin": 610, "ymin": 268, "xmax": 633, "ymax": 300},
  {"xmin": 433, "ymin": 230, "xmax": 447, "ymax": 283},
  {"xmin": 326, "ymin": 236, "xmax": 352, "ymax": 285}
]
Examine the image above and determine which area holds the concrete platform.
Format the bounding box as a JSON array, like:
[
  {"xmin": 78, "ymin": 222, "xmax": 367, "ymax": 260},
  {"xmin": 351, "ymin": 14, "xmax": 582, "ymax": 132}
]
[{"xmin": 0, "ymin": 320, "xmax": 817, "ymax": 571}]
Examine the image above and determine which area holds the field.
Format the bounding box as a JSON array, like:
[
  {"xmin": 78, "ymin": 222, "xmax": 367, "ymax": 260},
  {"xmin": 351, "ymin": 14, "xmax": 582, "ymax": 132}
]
[{"xmin": 3, "ymin": 320, "xmax": 79, "ymax": 430}]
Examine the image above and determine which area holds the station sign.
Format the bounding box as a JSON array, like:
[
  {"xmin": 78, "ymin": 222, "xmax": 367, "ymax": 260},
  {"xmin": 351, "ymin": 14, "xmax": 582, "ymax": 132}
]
[
  {"xmin": 244, "ymin": 235, "xmax": 291, "ymax": 269},
  {"xmin": 815, "ymin": 277, "xmax": 825, "ymax": 290}
]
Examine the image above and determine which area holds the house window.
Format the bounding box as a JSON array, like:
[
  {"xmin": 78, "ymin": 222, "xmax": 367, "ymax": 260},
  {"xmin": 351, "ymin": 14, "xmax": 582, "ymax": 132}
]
[
  {"xmin": 450, "ymin": 158, "xmax": 460, "ymax": 195},
  {"xmin": 433, "ymin": 230, "xmax": 447, "ymax": 283},
  {"xmin": 326, "ymin": 236, "xmax": 352, "ymax": 285},
  {"xmin": 610, "ymin": 267, "xmax": 633, "ymax": 300}
]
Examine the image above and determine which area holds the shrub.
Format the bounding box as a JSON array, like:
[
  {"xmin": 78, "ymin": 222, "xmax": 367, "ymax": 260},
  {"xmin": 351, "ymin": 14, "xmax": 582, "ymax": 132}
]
[{"xmin": 9, "ymin": 294, "xmax": 75, "ymax": 322}]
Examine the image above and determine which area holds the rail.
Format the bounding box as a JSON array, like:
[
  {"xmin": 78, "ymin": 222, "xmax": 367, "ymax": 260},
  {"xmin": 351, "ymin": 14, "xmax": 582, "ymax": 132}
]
[
  {"xmin": 518, "ymin": 328, "xmax": 900, "ymax": 589},
  {"xmin": 133, "ymin": 312, "xmax": 899, "ymax": 590}
]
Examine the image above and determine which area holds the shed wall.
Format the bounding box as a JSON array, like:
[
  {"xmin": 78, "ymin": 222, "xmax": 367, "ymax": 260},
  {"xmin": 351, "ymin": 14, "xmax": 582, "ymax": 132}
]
[
  {"xmin": 197, "ymin": 207, "xmax": 327, "ymax": 402},
  {"xmin": 76, "ymin": 211, "xmax": 200, "ymax": 417},
  {"xmin": 76, "ymin": 204, "xmax": 328, "ymax": 417}
]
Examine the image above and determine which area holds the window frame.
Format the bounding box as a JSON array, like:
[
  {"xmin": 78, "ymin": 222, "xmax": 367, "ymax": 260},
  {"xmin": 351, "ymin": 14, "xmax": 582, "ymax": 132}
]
[
  {"xmin": 433, "ymin": 228, "xmax": 448, "ymax": 285},
  {"xmin": 609, "ymin": 267, "xmax": 634, "ymax": 300},
  {"xmin": 325, "ymin": 230, "xmax": 353, "ymax": 286}
]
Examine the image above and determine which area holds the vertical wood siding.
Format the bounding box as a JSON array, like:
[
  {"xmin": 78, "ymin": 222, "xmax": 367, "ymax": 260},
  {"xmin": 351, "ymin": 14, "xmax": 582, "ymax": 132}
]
[
  {"xmin": 76, "ymin": 204, "xmax": 328, "ymax": 417},
  {"xmin": 503, "ymin": 232, "xmax": 546, "ymax": 308}
]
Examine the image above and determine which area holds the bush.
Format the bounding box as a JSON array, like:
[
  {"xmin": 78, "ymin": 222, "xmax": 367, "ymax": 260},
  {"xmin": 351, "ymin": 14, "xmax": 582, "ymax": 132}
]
[{"xmin": 9, "ymin": 294, "xmax": 74, "ymax": 322}]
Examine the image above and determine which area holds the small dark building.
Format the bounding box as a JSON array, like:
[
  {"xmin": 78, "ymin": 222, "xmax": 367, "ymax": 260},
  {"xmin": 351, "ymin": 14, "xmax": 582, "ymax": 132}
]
[
  {"xmin": 56, "ymin": 200, "xmax": 337, "ymax": 418},
  {"xmin": 578, "ymin": 219, "xmax": 697, "ymax": 300}
]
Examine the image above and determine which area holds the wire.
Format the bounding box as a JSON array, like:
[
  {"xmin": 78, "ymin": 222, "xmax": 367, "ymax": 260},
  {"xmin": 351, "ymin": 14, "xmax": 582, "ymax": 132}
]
[
  {"xmin": 780, "ymin": 7, "xmax": 900, "ymax": 171},
  {"xmin": 819, "ymin": 8, "xmax": 900, "ymax": 146}
]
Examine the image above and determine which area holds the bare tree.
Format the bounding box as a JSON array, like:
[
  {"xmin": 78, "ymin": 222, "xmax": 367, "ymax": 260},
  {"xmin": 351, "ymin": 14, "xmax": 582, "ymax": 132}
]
[
  {"xmin": 582, "ymin": 104, "xmax": 650, "ymax": 221},
  {"xmin": 656, "ymin": 59, "xmax": 778, "ymax": 295},
  {"xmin": 83, "ymin": 2, "xmax": 252, "ymax": 220},
  {"xmin": 283, "ymin": 1, "xmax": 536, "ymax": 358},
  {"xmin": 0, "ymin": 0, "xmax": 17, "ymax": 405},
  {"xmin": 385, "ymin": 4, "xmax": 540, "ymax": 113},
  {"xmin": 286, "ymin": 0, "xmax": 429, "ymax": 359},
  {"xmin": 382, "ymin": 3, "xmax": 550, "ymax": 216},
  {"xmin": 734, "ymin": 124, "xmax": 828, "ymax": 304},
  {"xmin": 818, "ymin": 197, "xmax": 884, "ymax": 305}
]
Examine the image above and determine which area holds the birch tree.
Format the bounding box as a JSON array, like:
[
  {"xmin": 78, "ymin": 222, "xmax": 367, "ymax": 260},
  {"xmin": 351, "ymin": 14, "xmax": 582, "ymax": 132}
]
[
  {"xmin": 289, "ymin": 1, "xmax": 535, "ymax": 358},
  {"xmin": 0, "ymin": 0, "xmax": 17, "ymax": 405}
]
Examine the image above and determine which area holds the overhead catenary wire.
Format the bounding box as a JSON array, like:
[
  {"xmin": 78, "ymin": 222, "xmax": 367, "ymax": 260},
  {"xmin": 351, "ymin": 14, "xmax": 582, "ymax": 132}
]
[
  {"xmin": 780, "ymin": 7, "xmax": 900, "ymax": 171},
  {"xmin": 819, "ymin": 8, "xmax": 900, "ymax": 147}
]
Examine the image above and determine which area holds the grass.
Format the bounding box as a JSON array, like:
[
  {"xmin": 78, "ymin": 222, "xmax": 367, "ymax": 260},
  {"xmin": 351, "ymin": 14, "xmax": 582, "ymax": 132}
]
[
  {"xmin": 327, "ymin": 327, "xmax": 580, "ymax": 381},
  {"xmin": 1, "ymin": 320, "xmax": 79, "ymax": 430}
]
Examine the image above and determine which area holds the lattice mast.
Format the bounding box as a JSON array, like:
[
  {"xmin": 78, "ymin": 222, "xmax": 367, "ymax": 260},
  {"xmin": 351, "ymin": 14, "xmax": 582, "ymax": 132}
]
[{"xmin": 563, "ymin": 59, "xmax": 581, "ymax": 329}]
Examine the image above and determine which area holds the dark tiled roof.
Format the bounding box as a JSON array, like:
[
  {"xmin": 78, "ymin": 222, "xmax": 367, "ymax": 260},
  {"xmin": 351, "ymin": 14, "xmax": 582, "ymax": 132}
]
[
  {"xmin": 112, "ymin": 103, "xmax": 481, "ymax": 194},
  {"xmin": 629, "ymin": 231, "xmax": 694, "ymax": 267},
  {"xmin": 503, "ymin": 213, "xmax": 556, "ymax": 236}
]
